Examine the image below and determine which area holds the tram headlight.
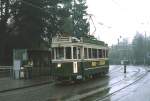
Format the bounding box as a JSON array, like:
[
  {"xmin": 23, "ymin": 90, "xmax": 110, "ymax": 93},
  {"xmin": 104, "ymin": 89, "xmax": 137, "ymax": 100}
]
[{"xmin": 57, "ymin": 63, "xmax": 61, "ymax": 68}]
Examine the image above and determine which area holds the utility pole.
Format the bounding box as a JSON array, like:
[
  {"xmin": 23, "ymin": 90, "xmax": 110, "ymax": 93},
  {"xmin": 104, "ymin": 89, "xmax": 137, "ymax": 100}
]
[
  {"xmin": 144, "ymin": 31, "xmax": 147, "ymax": 65},
  {"xmin": 124, "ymin": 63, "xmax": 126, "ymax": 73}
]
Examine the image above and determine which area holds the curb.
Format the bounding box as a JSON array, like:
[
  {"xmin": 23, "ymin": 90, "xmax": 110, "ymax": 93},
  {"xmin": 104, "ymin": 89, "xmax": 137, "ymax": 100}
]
[{"xmin": 0, "ymin": 80, "xmax": 54, "ymax": 93}]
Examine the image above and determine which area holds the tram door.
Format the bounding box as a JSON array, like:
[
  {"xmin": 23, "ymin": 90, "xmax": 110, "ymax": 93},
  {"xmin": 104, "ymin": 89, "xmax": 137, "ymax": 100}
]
[{"xmin": 73, "ymin": 62, "xmax": 78, "ymax": 73}]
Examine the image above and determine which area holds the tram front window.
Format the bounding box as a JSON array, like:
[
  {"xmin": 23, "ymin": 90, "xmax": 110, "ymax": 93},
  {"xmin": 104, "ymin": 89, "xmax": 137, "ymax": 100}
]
[
  {"xmin": 52, "ymin": 48, "xmax": 54, "ymax": 59},
  {"xmin": 106, "ymin": 50, "xmax": 108, "ymax": 58},
  {"xmin": 66, "ymin": 47, "xmax": 71, "ymax": 59},
  {"xmin": 102, "ymin": 50, "xmax": 105, "ymax": 58},
  {"xmin": 56, "ymin": 47, "xmax": 64, "ymax": 59}
]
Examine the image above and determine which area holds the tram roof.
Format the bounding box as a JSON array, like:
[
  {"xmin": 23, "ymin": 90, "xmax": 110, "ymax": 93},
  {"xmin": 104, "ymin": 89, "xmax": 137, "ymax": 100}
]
[
  {"xmin": 52, "ymin": 36, "xmax": 108, "ymax": 48},
  {"xmin": 82, "ymin": 37, "xmax": 107, "ymax": 46}
]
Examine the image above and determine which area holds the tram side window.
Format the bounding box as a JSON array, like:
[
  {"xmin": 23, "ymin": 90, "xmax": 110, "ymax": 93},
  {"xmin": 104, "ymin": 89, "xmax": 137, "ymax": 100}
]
[
  {"xmin": 98, "ymin": 49, "xmax": 102, "ymax": 58},
  {"xmin": 88, "ymin": 48, "xmax": 92, "ymax": 58},
  {"xmin": 92, "ymin": 49, "xmax": 97, "ymax": 58},
  {"xmin": 102, "ymin": 50, "xmax": 105, "ymax": 58},
  {"xmin": 84, "ymin": 48, "xmax": 87, "ymax": 59},
  {"xmin": 106, "ymin": 50, "xmax": 108, "ymax": 58},
  {"xmin": 56, "ymin": 47, "xmax": 64, "ymax": 59},
  {"xmin": 66, "ymin": 47, "xmax": 71, "ymax": 59}
]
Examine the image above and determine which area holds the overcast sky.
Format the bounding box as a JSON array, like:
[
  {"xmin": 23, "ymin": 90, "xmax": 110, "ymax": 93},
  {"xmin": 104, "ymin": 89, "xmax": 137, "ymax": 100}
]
[{"xmin": 87, "ymin": 0, "xmax": 150, "ymax": 45}]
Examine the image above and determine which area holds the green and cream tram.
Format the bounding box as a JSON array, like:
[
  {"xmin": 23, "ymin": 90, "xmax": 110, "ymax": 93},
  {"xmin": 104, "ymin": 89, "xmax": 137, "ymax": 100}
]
[{"xmin": 52, "ymin": 36, "xmax": 109, "ymax": 81}]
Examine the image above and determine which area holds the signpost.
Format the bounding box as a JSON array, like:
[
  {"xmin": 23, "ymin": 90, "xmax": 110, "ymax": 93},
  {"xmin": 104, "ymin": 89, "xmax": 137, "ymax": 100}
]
[{"xmin": 121, "ymin": 60, "xmax": 128, "ymax": 73}]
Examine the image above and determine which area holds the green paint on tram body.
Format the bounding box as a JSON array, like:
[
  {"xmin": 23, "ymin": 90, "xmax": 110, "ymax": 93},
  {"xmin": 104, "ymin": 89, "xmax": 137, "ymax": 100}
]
[{"xmin": 52, "ymin": 59, "xmax": 109, "ymax": 80}]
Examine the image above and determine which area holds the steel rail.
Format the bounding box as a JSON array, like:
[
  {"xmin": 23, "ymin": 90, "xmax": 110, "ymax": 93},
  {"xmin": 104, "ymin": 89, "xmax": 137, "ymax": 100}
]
[
  {"xmin": 63, "ymin": 67, "xmax": 143, "ymax": 101},
  {"xmin": 94, "ymin": 67, "xmax": 147, "ymax": 101}
]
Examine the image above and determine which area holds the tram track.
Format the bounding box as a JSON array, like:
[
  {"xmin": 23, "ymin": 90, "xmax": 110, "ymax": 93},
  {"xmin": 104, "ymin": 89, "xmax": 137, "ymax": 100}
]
[
  {"xmin": 46, "ymin": 66, "xmax": 132, "ymax": 101},
  {"xmin": 109, "ymin": 68, "xmax": 140, "ymax": 87},
  {"xmin": 76, "ymin": 66, "xmax": 130, "ymax": 96},
  {"xmin": 62, "ymin": 66, "xmax": 144, "ymax": 101},
  {"xmin": 109, "ymin": 69, "xmax": 149, "ymax": 101},
  {"xmin": 0, "ymin": 66, "xmax": 144, "ymax": 101},
  {"xmin": 109, "ymin": 66, "xmax": 123, "ymax": 74},
  {"xmin": 78, "ymin": 67, "xmax": 138, "ymax": 95},
  {"xmin": 94, "ymin": 67, "xmax": 147, "ymax": 101},
  {"xmin": 0, "ymin": 66, "xmax": 122, "ymax": 94}
]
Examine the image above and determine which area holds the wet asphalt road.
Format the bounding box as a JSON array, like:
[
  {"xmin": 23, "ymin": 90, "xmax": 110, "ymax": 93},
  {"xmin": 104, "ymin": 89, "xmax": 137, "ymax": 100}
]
[
  {"xmin": 0, "ymin": 65, "xmax": 148, "ymax": 101},
  {"xmin": 106, "ymin": 66, "xmax": 150, "ymax": 101}
]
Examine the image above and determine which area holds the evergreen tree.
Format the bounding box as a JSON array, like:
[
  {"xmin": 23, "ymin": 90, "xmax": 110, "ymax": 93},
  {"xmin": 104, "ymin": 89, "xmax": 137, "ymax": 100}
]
[
  {"xmin": 0, "ymin": 0, "xmax": 12, "ymax": 65},
  {"xmin": 73, "ymin": 0, "xmax": 89, "ymax": 37},
  {"xmin": 0, "ymin": 0, "xmax": 89, "ymax": 65},
  {"xmin": 0, "ymin": 0, "xmax": 61, "ymax": 65},
  {"xmin": 0, "ymin": 0, "xmax": 10, "ymax": 35},
  {"xmin": 132, "ymin": 32, "xmax": 145, "ymax": 64},
  {"xmin": 10, "ymin": 0, "xmax": 48, "ymax": 49},
  {"xmin": 60, "ymin": 17, "xmax": 73, "ymax": 36},
  {"xmin": 54, "ymin": 0, "xmax": 73, "ymax": 36}
]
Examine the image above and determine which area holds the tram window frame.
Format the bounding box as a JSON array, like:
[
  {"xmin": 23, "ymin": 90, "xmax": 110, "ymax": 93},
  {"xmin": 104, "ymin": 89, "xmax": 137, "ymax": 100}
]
[
  {"xmin": 73, "ymin": 47, "xmax": 77, "ymax": 59},
  {"xmin": 84, "ymin": 48, "xmax": 87, "ymax": 59}
]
